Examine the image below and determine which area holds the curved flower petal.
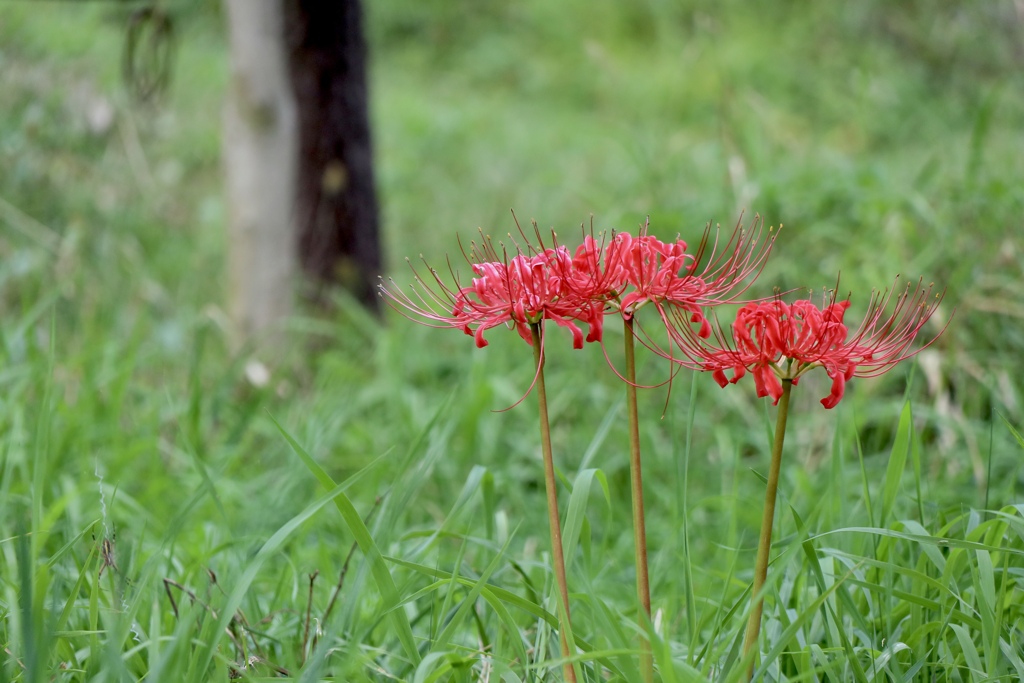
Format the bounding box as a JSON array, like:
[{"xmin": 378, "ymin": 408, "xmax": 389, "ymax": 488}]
[{"xmin": 820, "ymin": 370, "xmax": 846, "ymax": 409}]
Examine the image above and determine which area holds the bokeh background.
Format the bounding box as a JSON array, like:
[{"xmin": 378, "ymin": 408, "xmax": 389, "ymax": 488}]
[{"xmin": 2, "ymin": 1, "xmax": 1023, "ymax": 678}]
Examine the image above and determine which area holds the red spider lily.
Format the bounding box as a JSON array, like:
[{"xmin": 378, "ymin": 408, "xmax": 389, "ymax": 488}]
[
  {"xmin": 688, "ymin": 278, "xmax": 947, "ymax": 408},
  {"xmin": 457, "ymin": 248, "xmax": 595, "ymax": 348},
  {"xmin": 658, "ymin": 215, "xmax": 778, "ymax": 332},
  {"xmin": 596, "ymin": 216, "xmax": 778, "ymax": 377},
  {"xmin": 379, "ymin": 214, "xmax": 778, "ymax": 365},
  {"xmin": 382, "ymin": 226, "xmax": 587, "ymax": 679},
  {"xmin": 606, "ymin": 229, "xmax": 698, "ymax": 318},
  {"xmin": 556, "ymin": 232, "xmax": 629, "ymax": 343},
  {"xmin": 378, "ymin": 236, "xmax": 598, "ymax": 351},
  {"xmin": 564, "ymin": 216, "xmax": 777, "ymax": 334}
]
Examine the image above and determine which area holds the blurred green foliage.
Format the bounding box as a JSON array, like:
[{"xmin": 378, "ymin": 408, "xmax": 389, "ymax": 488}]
[{"xmin": 1, "ymin": 1, "xmax": 1023, "ymax": 679}]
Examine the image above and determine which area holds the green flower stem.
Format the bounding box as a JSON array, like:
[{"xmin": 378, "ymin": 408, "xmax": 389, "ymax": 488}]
[
  {"xmin": 624, "ymin": 317, "xmax": 653, "ymax": 682},
  {"xmin": 743, "ymin": 378, "xmax": 793, "ymax": 680},
  {"xmin": 530, "ymin": 322, "xmax": 578, "ymax": 683}
]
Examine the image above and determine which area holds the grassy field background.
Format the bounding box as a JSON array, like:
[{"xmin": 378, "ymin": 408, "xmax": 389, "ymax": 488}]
[{"xmin": 2, "ymin": 2, "xmax": 1023, "ymax": 681}]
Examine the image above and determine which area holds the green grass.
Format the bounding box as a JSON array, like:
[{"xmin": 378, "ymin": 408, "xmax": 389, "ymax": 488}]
[{"xmin": 2, "ymin": 1, "xmax": 1024, "ymax": 680}]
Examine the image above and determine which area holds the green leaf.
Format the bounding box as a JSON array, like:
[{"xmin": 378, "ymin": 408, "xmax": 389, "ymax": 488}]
[
  {"xmin": 881, "ymin": 401, "xmax": 913, "ymax": 527},
  {"xmin": 192, "ymin": 479, "xmax": 386, "ymax": 676},
  {"xmin": 813, "ymin": 526, "xmax": 1024, "ymax": 559},
  {"xmin": 431, "ymin": 535, "xmax": 515, "ymax": 662},
  {"xmin": 273, "ymin": 418, "xmax": 422, "ymax": 665},
  {"xmin": 999, "ymin": 638, "xmax": 1024, "ymax": 681},
  {"xmin": 999, "ymin": 413, "xmax": 1024, "ymax": 450},
  {"xmin": 950, "ymin": 623, "xmax": 985, "ymax": 682},
  {"xmin": 387, "ymin": 555, "xmax": 624, "ymax": 679},
  {"xmin": 562, "ymin": 468, "xmax": 609, "ymax": 562}
]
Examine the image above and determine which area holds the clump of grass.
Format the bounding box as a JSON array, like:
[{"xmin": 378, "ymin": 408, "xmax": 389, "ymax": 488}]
[{"xmin": 1, "ymin": 2, "xmax": 1023, "ymax": 680}]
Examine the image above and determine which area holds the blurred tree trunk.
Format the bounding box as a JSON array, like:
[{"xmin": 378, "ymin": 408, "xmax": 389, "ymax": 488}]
[
  {"xmin": 222, "ymin": 0, "xmax": 298, "ymax": 341},
  {"xmin": 284, "ymin": 0, "xmax": 382, "ymax": 310}
]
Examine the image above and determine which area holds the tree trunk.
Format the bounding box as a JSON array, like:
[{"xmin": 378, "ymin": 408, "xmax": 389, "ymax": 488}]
[
  {"xmin": 284, "ymin": 0, "xmax": 382, "ymax": 310},
  {"xmin": 222, "ymin": 0, "xmax": 298, "ymax": 342}
]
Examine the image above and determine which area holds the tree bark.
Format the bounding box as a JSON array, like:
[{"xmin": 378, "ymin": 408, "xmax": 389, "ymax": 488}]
[
  {"xmin": 222, "ymin": 0, "xmax": 298, "ymax": 342},
  {"xmin": 284, "ymin": 0, "xmax": 382, "ymax": 310}
]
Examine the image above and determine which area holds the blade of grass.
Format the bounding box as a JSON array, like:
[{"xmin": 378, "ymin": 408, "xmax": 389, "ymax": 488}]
[
  {"xmin": 949, "ymin": 623, "xmax": 985, "ymax": 683},
  {"xmin": 680, "ymin": 374, "xmax": 698, "ymax": 658},
  {"xmin": 812, "ymin": 527, "xmax": 1024, "ymax": 559},
  {"xmin": 971, "ymin": 549, "xmax": 998, "ymax": 675},
  {"xmin": 880, "ymin": 401, "xmax": 912, "ymax": 528},
  {"xmin": 744, "ymin": 568, "xmax": 859, "ymax": 683},
  {"xmin": 409, "ymin": 465, "xmax": 491, "ymax": 560},
  {"xmin": 431, "ymin": 533, "xmax": 515, "ymax": 654},
  {"xmin": 273, "ymin": 419, "xmax": 422, "ymax": 665},
  {"xmin": 853, "ymin": 421, "xmax": 875, "ymax": 533},
  {"xmin": 192, "ymin": 478, "xmax": 386, "ymax": 676},
  {"xmin": 911, "ymin": 412, "xmax": 925, "ymax": 524},
  {"xmin": 999, "ymin": 413, "xmax": 1024, "ymax": 450},
  {"xmin": 577, "ymin": 397, "xmax": 623, "ymax": 472},
  {"xmin": 561, "ymin": 468, "xmax": 609, "ymax": 564},
  {"xmin": 790, "ymin": 506, "xmax": 871, "ymax": 639},
  {"xmin": 999, "ymin": 638, "xmax": 1024, "ymax": 681},
  {"xmin": 387, "ymin": 555, "xmax": 624, "ymax": 679}
]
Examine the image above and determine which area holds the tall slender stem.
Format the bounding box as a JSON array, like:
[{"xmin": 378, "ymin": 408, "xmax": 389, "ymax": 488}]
[
  {"xmin": 530, "ymin": 322, "xmax": 577, "ymax": 683},
  {"xmin": 743, "ymin": 379, "xmax": 793, "ymax": 680},
  {"xmin": 624, "ymin": 317, "xmax": 653, "ymax": 682}
]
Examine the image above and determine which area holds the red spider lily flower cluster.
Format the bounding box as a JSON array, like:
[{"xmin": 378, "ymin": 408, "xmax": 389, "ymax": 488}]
[
  {"xmin": 379, "ymin": 240, "xmax": 599, "ymax": 350},
  {"xmin": 378, "ymin": 216, "xmax": 776, "ymax": 355},
  {"xmin": 381, "ymin": 213, "xmax": 949, "ymax": 409},
  {"xmin": 457, "ymin": 247, "xmax": 603, "ymax": 349},
  {"xmin": 678, "ymin": 278, "xmax": 947, "ymax": 408}
]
